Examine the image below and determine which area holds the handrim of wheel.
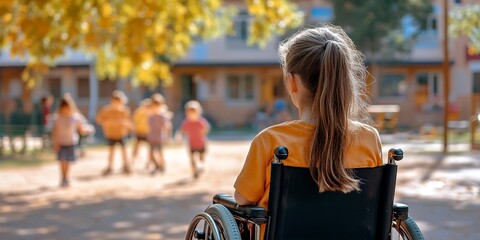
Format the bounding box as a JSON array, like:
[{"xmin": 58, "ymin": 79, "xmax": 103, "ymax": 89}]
[{"xmin": 185, "ymin": 212, "xmax": 221, "ymax": 240}]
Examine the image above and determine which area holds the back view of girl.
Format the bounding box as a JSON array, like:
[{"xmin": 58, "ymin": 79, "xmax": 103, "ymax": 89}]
[
  {"xmin": 52, "ymin": 97, "xmax": 84, "ymax": 187},
  {"xmin": 234, "ymin": 25, "xmax": 383, "ymax": 237}
]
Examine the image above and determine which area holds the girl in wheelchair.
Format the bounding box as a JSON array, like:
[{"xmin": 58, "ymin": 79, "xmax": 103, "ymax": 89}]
[
  {"xmin": 233, "ymin": 24, "xmax": 383, "ymax": 238},
  {"xmin": 187, "ymin": 24, "xmax": 424, "ymax": 240}
]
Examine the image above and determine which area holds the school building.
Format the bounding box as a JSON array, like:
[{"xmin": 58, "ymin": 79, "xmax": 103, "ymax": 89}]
[
  {"xmin": 1, "ymin": 0, "xmax": 479, "ymax": 132},
  {"xmin": 168, "ymin": 0, "xmax": 480, "ymax": 130},
  {"xmin": 366, "ymin": 0, "xmax": 480, "ymax": 130}
]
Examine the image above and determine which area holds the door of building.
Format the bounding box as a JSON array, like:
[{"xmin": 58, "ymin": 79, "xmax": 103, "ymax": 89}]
[{"xmin": 181, "ymin": 74, "xmax": 197, "ymax": 104}]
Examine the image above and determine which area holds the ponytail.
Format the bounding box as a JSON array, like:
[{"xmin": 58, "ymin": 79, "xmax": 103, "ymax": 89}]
[
  {"xmin": 279, "ymin": 25, "xmax": 367, "ymax": 193},
  {"xmin": 309, "ymin": 40, "xmax": 360, "ymax": 193}
]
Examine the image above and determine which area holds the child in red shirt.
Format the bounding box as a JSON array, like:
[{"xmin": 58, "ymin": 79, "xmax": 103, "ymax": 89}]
[{"xmin": 181, "ymin": 101, "xmax": 210, "ymax": 179}]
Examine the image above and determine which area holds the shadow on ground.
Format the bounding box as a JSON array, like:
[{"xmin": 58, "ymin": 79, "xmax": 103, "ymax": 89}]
[
  {"xmin": 0, "ymin": 191, "xmax": 211, "ymax": 240},
  {"xmin": 398, "ymin": 197, "xmax": 480, "ymax": 240}
]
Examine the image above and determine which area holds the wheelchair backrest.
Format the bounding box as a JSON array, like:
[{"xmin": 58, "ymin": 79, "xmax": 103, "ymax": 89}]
[{"xmin": 266, "ymin": 164, "xmax": 397, "ymax": 240}]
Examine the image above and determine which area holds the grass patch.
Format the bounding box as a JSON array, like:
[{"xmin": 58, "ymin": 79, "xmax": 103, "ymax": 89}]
[{"xmin": 210, "ymin": 127, "xmax": 258, "ymax": 135}]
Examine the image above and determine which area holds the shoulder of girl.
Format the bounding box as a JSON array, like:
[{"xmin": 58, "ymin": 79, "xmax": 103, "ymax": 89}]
[
  {"xmin": 249, "ymin": 132, "xmax": 265, "ymax": 148},
  {"xmin": 358, "ymin": 123, "xmax": 382, "ymax": 144},
  {"xmin": 350, "ymin": 121, "xmax": 376, "ymax": 133},
  {"xmin": 363, "ymin": 124, "xmax": 381, "ymax": 137},
  {"xmin": 253, "ymin": 127, "xmax": 277, "ymax": 142},
  {"xmin": 258, "ymin": 122, "xmax": 288, "ymax": 136}
]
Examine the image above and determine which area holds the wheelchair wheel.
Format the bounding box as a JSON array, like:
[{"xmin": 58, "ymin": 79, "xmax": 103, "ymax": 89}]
[
  {"xmin": 185, "ymin": 204, "xmax": 241, "ymax": 240},
  {"xmin": 205, "ymin": 204, "xmax": 242, "ymax": 240},
  {"xmin": 185, "ymin": 212, "xmax": 222, "ymax": 240},
  {"xmin": 391, "ymin": 216, "xmax": 425, "ymax": 240}
]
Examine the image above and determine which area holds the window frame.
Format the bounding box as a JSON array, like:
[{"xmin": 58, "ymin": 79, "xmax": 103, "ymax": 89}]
[
  {"xmin": 378, "ymin": 72, "xmax": 408, "ymax": 99},
  {"xmin": 414, "ymin": 5, "xmax": 440, "ymax": 48},
  {"xmin": 473, "ymin": 72, "xmax": 480, "ymax": 94},
  {"xmin": 416, "ymin": 71, "xmax": 442, "ymax": 100},
  {"xmin": 415, "ymin": 71, "xmax": 443, "ymax": 111},
  {"xmin": 225, "ymin": 73, "xmax": 256, "ymax": 104},
  {"xmin": 225, "ymin": 11, "xmax": 258, "ymax": 50}
]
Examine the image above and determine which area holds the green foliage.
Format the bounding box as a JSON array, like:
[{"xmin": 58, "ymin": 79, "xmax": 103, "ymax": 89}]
[
  {"xmin": 330, "ymin": 0, "xmax": 432, "ymax": 57},
  {"xmin": 450, "ymin": 4, "xmax": 480, "ymax": 53},
  {"xmin": 0, "ymin": 0, "xmax": 303, "ymax": 87}
]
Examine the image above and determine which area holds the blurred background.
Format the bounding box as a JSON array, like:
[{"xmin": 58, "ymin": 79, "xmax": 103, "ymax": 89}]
[
  {"xmin": 0, "ymin": 0, "xmax": 479, "ymax": 148},
  {"xmin": 0, "ymin": 0, "xmax": 479, "ymax": 239}
]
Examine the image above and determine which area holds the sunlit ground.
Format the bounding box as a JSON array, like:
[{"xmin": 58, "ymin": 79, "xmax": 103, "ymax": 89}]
[{"xmin": 0, "ymin": 134, "xmax": 479, "ymax": 240}]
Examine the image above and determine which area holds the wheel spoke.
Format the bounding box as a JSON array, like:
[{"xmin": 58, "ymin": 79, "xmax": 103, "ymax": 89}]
[{"xmin": 186, "ymin": 213, "xmax": 221, "ymax": 240}]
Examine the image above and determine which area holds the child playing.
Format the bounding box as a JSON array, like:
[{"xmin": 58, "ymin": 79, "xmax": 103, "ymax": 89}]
[
  {"xmin": 51, "ymin": 97, "xmax": 84, "ymax": 187},
  {"xmin": 233, "ymin": 25, "xmax": 383, "ymax": 238},
  {"xmin": 181, "ymin": 100, "xmax": 210, "ymax": 179},
  {"xmin": 96, "ymin": 90, "xmax": 132, "ymax": 176},
  {"xmin": 63, "ymin": 93, "xmax": 94, "ymax": 158},
  {"xmin": 131, "ymin": 98, "xmax": 151, "ymax": 166},
  {"xmin": 146, "ymin": 94, "xmax": 170, "ymax": 174}
]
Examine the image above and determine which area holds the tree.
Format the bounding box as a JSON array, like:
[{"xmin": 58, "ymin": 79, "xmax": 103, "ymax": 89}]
[
  {"xmin": 329, "ymin": 0, "xmax": 433, "ymax": 58},
  {"xmin": 450, "ymin": 4, "xmax": 480, "ymax": 54},
  {"xmin": 0, "ymin": 0, "xmax": 303, "ymax": 87}
]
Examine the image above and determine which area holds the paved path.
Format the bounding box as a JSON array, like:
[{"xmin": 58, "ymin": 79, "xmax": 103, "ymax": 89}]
[{"xmin": 0, "ymin": 139, "xmax": 479, "ymax": 239}]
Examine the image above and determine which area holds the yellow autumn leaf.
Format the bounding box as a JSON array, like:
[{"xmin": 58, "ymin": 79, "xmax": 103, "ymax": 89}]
[{"xmin": 1, "ymin": 0, "xmax": 302, "ymax": 87}]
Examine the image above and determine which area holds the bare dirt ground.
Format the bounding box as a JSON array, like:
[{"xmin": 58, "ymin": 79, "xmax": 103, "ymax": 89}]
[{"xmin": 0, "ymin": 139, "xmax": 479, "ymax": 240}]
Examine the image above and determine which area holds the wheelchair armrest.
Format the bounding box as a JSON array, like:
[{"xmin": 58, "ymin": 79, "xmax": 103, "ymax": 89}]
[
  {"xmin": 393, "ymin": 202, "xmax": 409, "ymax": 221},
  {"xmin": 213, "ymin": 193, "xmax": 268, "ymax": 223}
]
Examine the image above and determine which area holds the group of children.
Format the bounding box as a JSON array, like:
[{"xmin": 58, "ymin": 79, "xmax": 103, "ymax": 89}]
[{"xmin": 51, "ymin": 90, "xmax": 210, "ymax": 187}]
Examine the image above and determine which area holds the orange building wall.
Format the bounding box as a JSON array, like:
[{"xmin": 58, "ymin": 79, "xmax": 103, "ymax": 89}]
[{"xmin": 0, "ymin": 67, "xmax": 34, "ymax": 113}]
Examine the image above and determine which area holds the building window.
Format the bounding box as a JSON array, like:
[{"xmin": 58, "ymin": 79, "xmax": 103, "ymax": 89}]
[
  {"xmin": 426, "ymin": 14, "xmax": 438, "ymax": 35},
  {"xmin": 77, "ymin": 77, "xmax": 90, "ymax": 98},
  {"xmin": 99, "ymin": 79, "xmax": 117, "ymax": 98},
  {"xmin": 226, "ymin": 74, "xmax": 255, "ymax": 100},
  {"xmin": 415, "ymin": 72, "xmax": 442, "ymax": 111},
  {"xmin": 414, "ymin": 5, "xmax": 440, "ymax": 48},
  {"xmin": 47, "ymin": 77, "xmax": 62, "ymax": 99},
  {"xmin": 180, "ymin": 74, "xmax": 197, "ymax": 102},
  {"xmin": 226, "ymin": 11, "xmax": 256, "ymax": 49},
  {"xmin": 474, "ymin": 72, "xmax": 480, "ymax": 93},
  {"xmin": 379, "ymin": 73, "xmax": 407, "ymax": 97}
]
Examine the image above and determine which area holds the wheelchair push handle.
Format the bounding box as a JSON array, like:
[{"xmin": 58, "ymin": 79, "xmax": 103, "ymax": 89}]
[
  {"xmin": 388, "ymin": 148, "xmax": 403, "ymax": 164},
  {"xmin": 274, "ymin": 146, "xmax": 289, "ymax": 163}
]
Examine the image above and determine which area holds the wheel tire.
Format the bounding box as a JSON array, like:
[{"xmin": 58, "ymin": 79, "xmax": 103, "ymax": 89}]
[
  {"xmin": 392, "ymin": 215, "xmax": 425, "ymax": 240},
  {"xmin": 205, "ymin": 204, "xmax": 242, "ymax": 240},
  {"xmin": 185, "ymin": 212, "xmax": 221, "ymax": 240}
]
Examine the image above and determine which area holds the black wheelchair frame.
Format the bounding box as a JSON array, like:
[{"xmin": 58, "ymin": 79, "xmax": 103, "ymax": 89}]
[{"xmin": 186, "ymin": 147, "xmax": 424, "ymax": 240}]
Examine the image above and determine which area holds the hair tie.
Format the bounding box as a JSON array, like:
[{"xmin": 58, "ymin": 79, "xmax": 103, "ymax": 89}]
[{"xmin": 324, "ymin": 40, "xmax": 333, "ymax": 50}]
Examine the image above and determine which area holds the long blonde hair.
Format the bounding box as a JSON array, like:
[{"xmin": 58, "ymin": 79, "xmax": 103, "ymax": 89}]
[{"xmin": 279, "ymin": 25, "xmax": 370, "ymax": 193}]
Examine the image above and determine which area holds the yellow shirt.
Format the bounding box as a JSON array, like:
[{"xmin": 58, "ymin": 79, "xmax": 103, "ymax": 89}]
[
  {"xmin": 133, "ymin": 106, "xmax": 149, "ymax": 136},
  {"xmin": 96, "ymin": 104, "xmax": 131, "ymax": 140},
  {"xmin": 234, "ymin": 120, "xmax": 383, "ymax": 237}
]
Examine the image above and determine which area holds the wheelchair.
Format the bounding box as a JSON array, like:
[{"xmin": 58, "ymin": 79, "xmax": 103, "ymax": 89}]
[{"xmin": 186, "ymin": 147, "xmax": 425, "ymax": 240}]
